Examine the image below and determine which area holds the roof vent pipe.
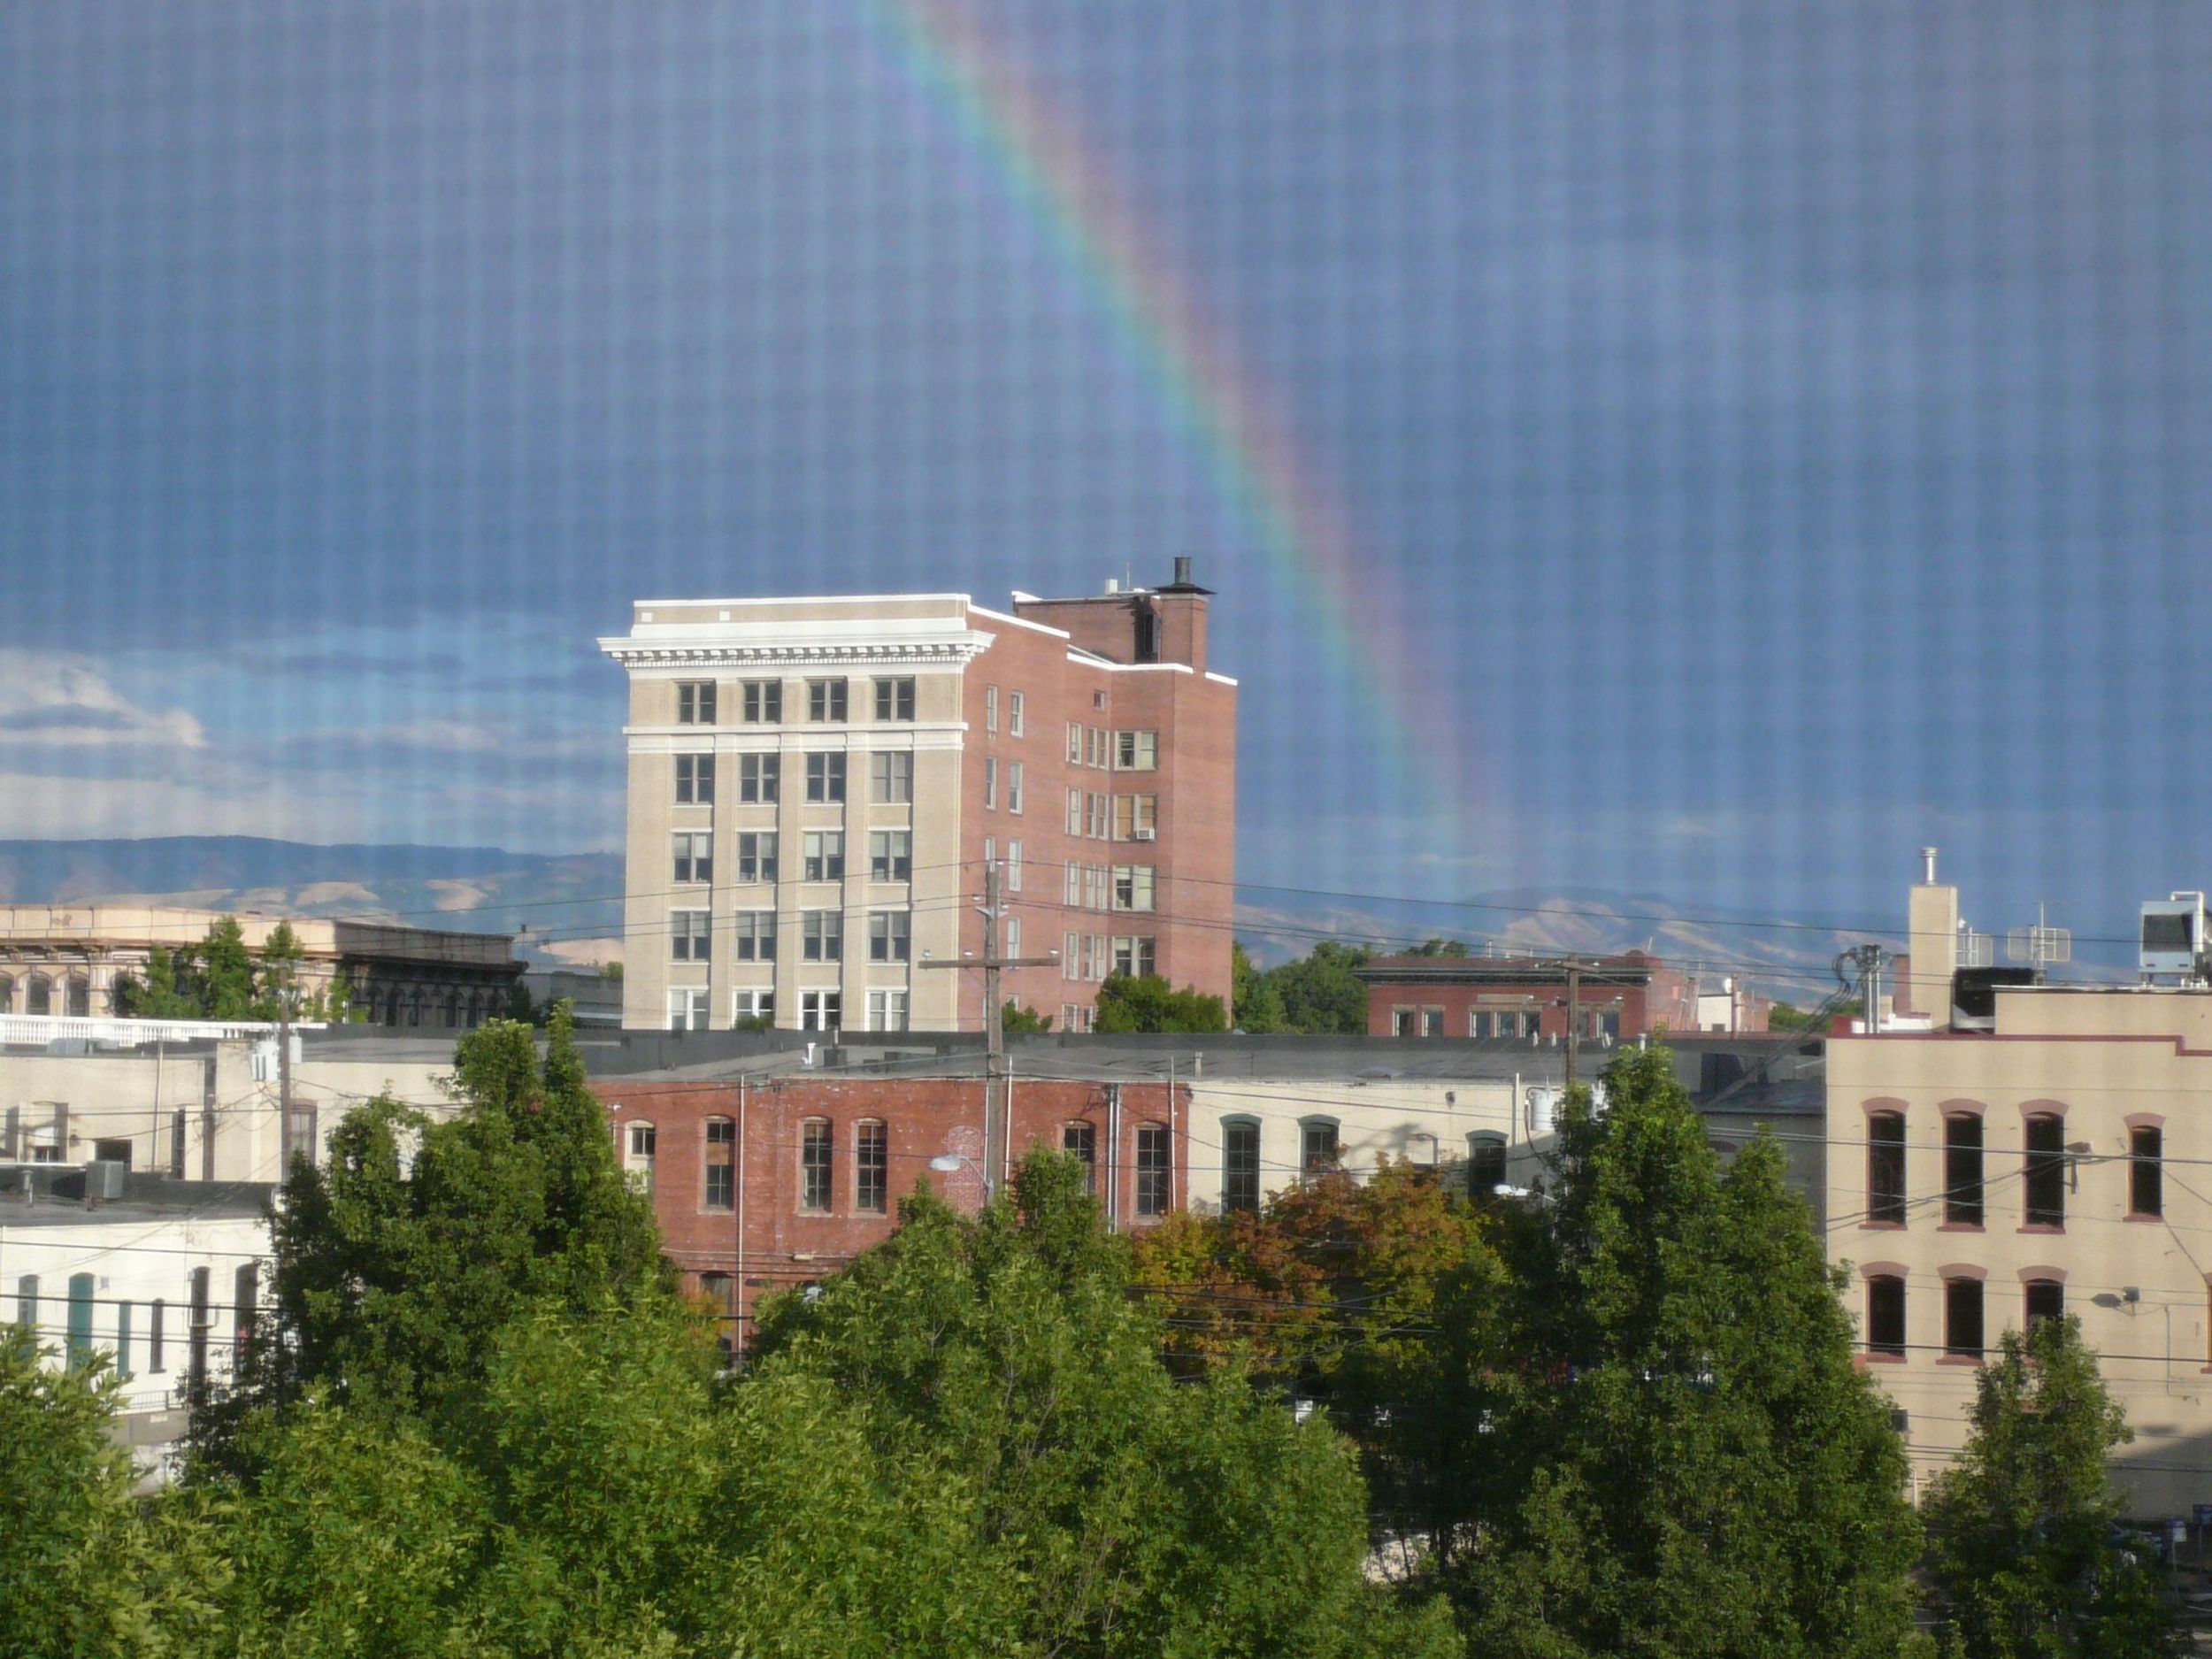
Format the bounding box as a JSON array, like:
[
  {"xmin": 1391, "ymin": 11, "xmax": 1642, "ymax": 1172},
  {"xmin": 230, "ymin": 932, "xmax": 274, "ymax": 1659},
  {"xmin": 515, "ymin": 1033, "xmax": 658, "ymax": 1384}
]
[
  {"xmin": 1922, "ymin": 847, "xmax": 1939, "ymax": 885},
  {"xmin": 1172, "ymin": 556, "xmax": 1193, "ymax": 587},
  {"xmin": 1104, "ymin": 578, "xmax": 1120, "ymax": 595}
]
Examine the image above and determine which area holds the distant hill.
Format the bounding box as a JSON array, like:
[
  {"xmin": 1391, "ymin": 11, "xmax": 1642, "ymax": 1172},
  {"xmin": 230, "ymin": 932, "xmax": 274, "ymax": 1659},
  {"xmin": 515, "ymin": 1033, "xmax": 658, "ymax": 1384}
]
[{"xmin": 0, "ymin": 837, "xmax": 625, "ymax": 964}]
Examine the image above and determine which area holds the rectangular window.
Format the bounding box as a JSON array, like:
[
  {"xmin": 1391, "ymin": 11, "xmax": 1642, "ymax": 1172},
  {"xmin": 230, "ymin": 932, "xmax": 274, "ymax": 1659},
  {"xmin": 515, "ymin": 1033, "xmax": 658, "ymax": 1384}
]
[
  {"xmin": 733, "ymin": 911, "xmax": 777, "ymax": 961},
  {"xmin": 739, "ymin": 753, "xmax": 779, "ymax": 803},
  {"xmin": 1945, "ymin": 1278, "xmax": 1984, "ymax": 1359},
  {"xmin": 1470, "ymin": 1136, "xmax": 1509, "ymax": 1194},
  {"xmin": 736, "ymin": 832, "xmax": 779, "ymax": 883},
  {"xmin": 1087, "ymin": 726, "xmax": 1106, "ymax": 767},
  {"xmin": 1224, "ymin": 1121, "xmax": 1261, "ymax": 1213},
  {"xmin": 806, "ymin": 752, "xmax": 847, "ymax": 803},
  {"xmin": 704, "ymin": 1118, "xmax": 735, "ymax": 1210},
  {"xmin": 869, "ymin": 911, "xmax": 911, "ymax": 963},
  {"xmin": 871, "ymin": 750, "xmax": 913, "ymax": 803},
  {"xmin": 869, "ymin": 830, "xmax": 912, "ymax": 881},
  {"xmin": 808, "ymin": 679, "xmax": 848, "ymax": 722},
  {"xmin": 188, "ymin": 1268, "xmax": 211, "ymax": 1389},
  {"xmin": 1113, "ymin": 794, "xmax": 1158, "ymax": 840},
  {"xmin": 1087, "ymin": 792, "xmax": 1110, "ymax": 839},
  {"xmin": 873, "ymin": 677, "xmax": 916, "ymax": 721},
  {"xmin": 671, "ymin": 910, "xmax": 711, "ymax": 963},
  {"xmin": 1944, "ymin": 1114, "xmax": 1984, "ymax": 1226},
  {"xmin": 803, "ymin": 911, "xmax": 843, "ymax": 963},
  {"xmin": 1007, "ymin": 761, "xmax": 1025, "ymax": 814},
  {"xmin": 733, "ymin": 988, "xmax": 775, "ymax": 1026},
  {"xmin": 800, "ymin": 990, "xmax": 841, "ymax": 1031},
  {"xmin": 1064, "ymin": 1122, "xmax": 1096, "ymax": 1190},
  {"xmin": 666, "ymin": 988, "xmax": 709, "ymax": 1030},
  {"xmin": 1006, "ymin": 917, "xmax": 1022, "ymax": 956},
  {"xmin": 1302, "ymin": 1120, "xmax": 1340, "ymax": 1173},
  {"xmin": 1114, "ymin": 729, "xmax": 1158, "ymax": 771},
  {"xmin": 1867, "ymin": 1112, "xmax": 1906, "ymax": 1225},
  {"xmin": 866, "ymin": 989, "xmax": 909, "ymax": 1032},
  {"xmin": 66, "ymin": 1277, "xmax": 95, "ymax": 1366},
  {"xmin": 1136, "ymin": 1124, "xmax": 1171, "ymax": 1217},
  {"xmin": 1006, "ymin": 841, "xmax": 1023, "ymax": 892},
  {"xmin": 802, "ymin": 1121, "xmax": 833, "ymax": 1211},
  {"xmin": 626, "ymin": 1123, "xmax": 657, "ymax": 1196},
  {"xmin": 1423, "ymin": 1008, "xmax": 1445, "ymax": 1037},
  {"xmin": 677, "ymin": 681, "xmax": 718, "ymax": 725},
  {"xmin": 1066, "ymin": 788, "xmax": 1083, "ymax": 834},
  {"xmin": 2024, "ymin": 1115, "xmax": 2066, "ymax": 1228},
  {"xmin": 985, "ymin": 686, "xmax": 998, "ymax": 732},
  {"xmin": 1064, "ymin": 862, "xmax": 1081, "ymax": 907},
  {"xmin": 1008, "ymin": 691, "xmax": 1025, "ymax": 735},
  {"xmin": 1064, "ymin": 931, "xmax": 1079, "ymax": 978},
  {"xmin": 2025, "ymin": 1279, "xmax": 2064, "ymax": 1328},
  {"xmin": 856, "ymin": 1122, "xmax": 888, "ymax": 1212},
  {"xmin": 1087, "ymin": 865, "xmax": 1107, "ymax": 911},
  {"xmin": 2131, "ymin": 1125, "xmax": 2163, "ymax": 1217},
  {"xmin": 1111, "ymin": 936, "xmax": 1156, "ymax": 979},
  {"xmin": 803, "ymin": 830, "xmax": 846, "ymax": 882},
  {"xmin": 676, "ymin": 754, "xmax": 715, "ymax": 804},
  {"xmin": 1112, "ymin": 865, "xmax": 1156, "ymax": 912},
  {"xmin": 741, "ymin": 680, "xmax": 782, "ymax": 722},
  {"xmin": 1867, "ymin": 1277, "xmax": 1907, "ymax": 1357},
  {"xmin": 984, "ymin": 757, "xmax": 997, "ymax": 810},
  {"xmin": 1067, "ymin": 722, "xmax": 1083, "ymax": 763},
  {"xmin": 148, "ymin": 1299, "xmax": 165, "ymax": 1373},
  {"xmin": 673, "ymin": 832, "xmax": 712, "ymax": 886}
]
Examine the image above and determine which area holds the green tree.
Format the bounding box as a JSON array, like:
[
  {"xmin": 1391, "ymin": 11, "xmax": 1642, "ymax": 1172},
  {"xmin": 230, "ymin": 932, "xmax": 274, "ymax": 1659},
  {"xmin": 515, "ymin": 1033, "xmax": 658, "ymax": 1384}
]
[
  {"xmin": 1923, "ymin": 1317, "xmax": 2177, "ymax": 1658},
  {"xmin": 1256, "ymin": 941, "xmax": 1372, "ymax": 1035},
  {"xmin": 1406, "ymin": 937, "xmax": 1471, "ymax": 957},
  {"xmin": 201, "ymin": 1009, "xmax": 670, "ymax": 1456},
  {"xmin": 1001, "ymin": 1000, "xmax": 1054, "ymax": 1033},
  {"xmin": 253, "ymin": 920, "xmax": 303, "ymax": 1021},
  {"xmin": 1093, "ymin": 972, "xmax": 1226, "ymax": 1033},
  {"xmin": 1460, "ymin": 1044, "xmax": 1924, "ymax": 1657},
  {"xmin": 1232, "ymin": 941, "xmax": 1291, "ymax": 1032},
  {"xmin": 750, "ymin": 1151, "xmax": 1460, "ymax": 1658},
  {"xmin": 195, "ymin": 916, "xmax": 262, "ymax": 1020},
  {"xmin": 0, "ymin": 1326, "xmax": 228, "ymax": 1656}
]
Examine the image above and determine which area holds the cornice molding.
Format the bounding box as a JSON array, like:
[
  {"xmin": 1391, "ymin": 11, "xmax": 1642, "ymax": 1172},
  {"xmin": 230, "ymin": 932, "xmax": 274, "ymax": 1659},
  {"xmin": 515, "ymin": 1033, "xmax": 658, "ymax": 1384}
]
[{"xmin": 600, "ymin": 639, "xmax": 991, "ymax": 672}]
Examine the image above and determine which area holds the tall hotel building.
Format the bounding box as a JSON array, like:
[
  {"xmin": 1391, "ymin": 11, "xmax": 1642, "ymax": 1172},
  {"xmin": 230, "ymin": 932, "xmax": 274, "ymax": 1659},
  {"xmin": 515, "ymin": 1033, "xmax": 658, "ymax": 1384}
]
[{"xmin": 600, "ymin": 563, "xmax": 1236, "ymax": 1033}]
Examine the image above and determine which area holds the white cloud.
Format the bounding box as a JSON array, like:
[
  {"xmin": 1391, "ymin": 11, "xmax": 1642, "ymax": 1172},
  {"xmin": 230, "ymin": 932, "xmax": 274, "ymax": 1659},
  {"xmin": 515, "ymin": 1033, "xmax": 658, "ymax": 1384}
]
[{"xmin": 0, "ymin": 651, "xmax": 207, "ymax": 749}]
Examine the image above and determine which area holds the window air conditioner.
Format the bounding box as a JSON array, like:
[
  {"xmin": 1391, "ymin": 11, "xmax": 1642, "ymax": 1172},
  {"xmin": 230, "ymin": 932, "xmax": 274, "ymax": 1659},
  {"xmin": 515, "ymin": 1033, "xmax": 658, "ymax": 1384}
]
[{"xmin": 1133, "ymin": 826, "xmax": 1156, "ymax": 841}]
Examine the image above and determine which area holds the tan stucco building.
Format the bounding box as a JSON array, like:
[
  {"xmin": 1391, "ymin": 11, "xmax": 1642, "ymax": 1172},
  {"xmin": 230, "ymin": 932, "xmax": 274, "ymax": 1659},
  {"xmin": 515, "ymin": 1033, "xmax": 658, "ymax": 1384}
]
[
  {"xmin": 0, "ymin": 905, "xmax": 522, "ymax": 1030},
  {"xmin": 1829, "ymin": 977, "xmax": 2212, "ymax": 1516},
  {"xmin": 600, "ymin": 567, "xmax": 1236, "ymax": 1033}
]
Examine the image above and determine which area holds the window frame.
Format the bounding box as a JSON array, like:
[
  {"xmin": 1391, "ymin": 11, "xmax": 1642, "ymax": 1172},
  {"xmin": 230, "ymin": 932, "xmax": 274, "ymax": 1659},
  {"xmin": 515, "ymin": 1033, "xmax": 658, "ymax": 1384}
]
[
  {"xmin": 670, "ymin": 909, "xmax": 711, "ymax": 963},
  {"xmin": 1943, "ymin": 1112, "xmax": 1984, "ymax": 1226},
  {"xmin": 871, "ymin": 750, "xmax": 913, "ymax": 803},
  {"xmin": 2131, "ymin": 1124, "xmax": 2163, "ymax": 1217},
  {"xmin": 736, "ymin": 831, "xmax": 778, "ymax": 883},
  {"xmin": 803, "ymin": 910, "xmax": 843, "ymax": 963},
  {"xmin": 869, "ymin": 910, "xmax": 911, "ymax": 963},
  {"xmin": 1223, "ymin": 1118, "xmax": 1261, "ymax": 1213},
  {"xmin": 805, "ymin": 751, "xmax": 847, "ymax": 803},
  {"xmin": 677, "ymin": 680, "xmax": 718, "ymax": 725},
  {"xmin": 1301, "ymin": 1118, "xmax": 1340, "ymax": 1175},
  {"xmin": 800, "ymin": 1118, "xmax": 834, "ymax": 1212},
  {"xmin": 1113, "ymin": 729, "xmax": 1158, "ymax": 771},
  {"xmin": 1135, "ymin": 1123, "xmax": 1171, "ymax": 1217},
  {"xmin": 803, "ymin": 829, "xmax": 846, "ymax": 883},
  {"xmin": 873, "ymin": 677, "xmax": 916, "ymax": 722},
  {"xmin": 1866, "ymin": 1275, "xmax": 1907, "ymax": 1358},
  {"xmin": 733, "ymin": 910, "xmax": 777, "ymax": 962},
  {"xmin": 807, "ymin": 678, "xmax": 849, "ymax": 722},
  {"xmin": 1944, "ymin": 1277, "xmax": 1985, "ymax": 1360},
  {"xmin": 675, "ymin": 753, "xmax": 715, "ymax": 804},
  {"xmin": 1866, "ymin": 1110, "xmax": 1907, "ymax": 1225},
  {"xmin": 1468, "ymin": 1133, "xmax": 1509, "ymax": 1196},
  {"xmin": 869, "ymin": 829, "xmax": 912, "ymax": 882},
  {"xmin": 739, "ymin": 752, "xmax": 779, "ymax": 803},
  {"xmin": 2024, "ymin": 1113, "xmax": 2067, "ymax": 1229},
  {"xmin": 703, "ymin": 1117, "xmax": 735, "ymax": 1210},
  {"xmin": 856, "ymin": 1120, "xmax": 888, "ymax": 1214},
  {"xmin": 2024, "ymin": 1278, "xmax": 2064, "ymax": 1328},
  {"xmin": 741, "ymin": 679, "xmax": 782, "ymax": 723},
  {"xmin": 672, "ymin": 831, "xmax": 712, "ymax": 886},
  {"xmin": 1064, "ymin": 1121, "xmax": 1096, "ymax": 1191}
]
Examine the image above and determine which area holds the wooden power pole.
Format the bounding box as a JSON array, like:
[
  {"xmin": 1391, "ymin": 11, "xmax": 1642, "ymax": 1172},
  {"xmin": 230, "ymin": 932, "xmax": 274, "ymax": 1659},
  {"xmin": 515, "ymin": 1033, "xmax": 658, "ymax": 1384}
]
[
  {"xmin": 1563, "ymin": 960, "xmax": 1582, "ymax": 1091},
  {"xmin": 919, "ymin": 858, "xmax": 1058, "ymax": 1199}
]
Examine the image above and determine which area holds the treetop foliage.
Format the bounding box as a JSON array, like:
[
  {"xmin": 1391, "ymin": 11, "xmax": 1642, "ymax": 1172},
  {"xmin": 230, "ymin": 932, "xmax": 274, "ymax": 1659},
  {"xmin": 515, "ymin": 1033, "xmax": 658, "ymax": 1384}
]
[
  {"xmin": 1233, "ymin": 939, "xmax": 1371, "ymax": 1034},
  {"xmin": 1093, "ymin": 972, "xmax": 1227, "ymax": 1033}
]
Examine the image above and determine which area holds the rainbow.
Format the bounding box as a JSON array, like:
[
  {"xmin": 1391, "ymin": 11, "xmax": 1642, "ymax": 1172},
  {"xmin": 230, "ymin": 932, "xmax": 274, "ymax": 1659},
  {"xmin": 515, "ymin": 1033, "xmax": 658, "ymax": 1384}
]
[{"xmin": 863, "ymin": 0, "xmax": 1470, "ymax": 847}]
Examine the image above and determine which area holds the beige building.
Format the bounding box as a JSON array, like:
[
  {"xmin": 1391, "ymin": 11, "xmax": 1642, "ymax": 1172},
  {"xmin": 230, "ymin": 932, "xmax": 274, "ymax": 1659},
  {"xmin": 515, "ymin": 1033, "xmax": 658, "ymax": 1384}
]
[
  {"xmin": 1828, "ymin": 874, "xmax": 2212, "ymax": 1514},
  {"xmin": 600, "ymin": 570, "xmax": 1237, "ymax": 1034},
  {"xmin": 0, "ymin": 905, "xmax": 523, "ymax": 1031}
]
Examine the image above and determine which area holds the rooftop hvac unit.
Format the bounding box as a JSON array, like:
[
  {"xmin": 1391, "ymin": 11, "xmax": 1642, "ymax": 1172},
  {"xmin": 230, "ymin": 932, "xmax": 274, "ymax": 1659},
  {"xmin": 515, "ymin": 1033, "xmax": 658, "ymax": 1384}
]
[
  {"xmin": 83, "ymin": 1159, "xmax": 127, "ymax": 1201},
  {"xmin": 2139, "ymin": 892, "xmax": 2208, "ymax": 981}
]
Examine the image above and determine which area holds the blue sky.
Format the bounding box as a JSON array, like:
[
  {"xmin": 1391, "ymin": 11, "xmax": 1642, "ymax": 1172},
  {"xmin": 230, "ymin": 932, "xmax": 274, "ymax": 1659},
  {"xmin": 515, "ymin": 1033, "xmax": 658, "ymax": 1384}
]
[{"xmin": 3, "ymin": 2, "xmax": 2208, "ymax": 953}]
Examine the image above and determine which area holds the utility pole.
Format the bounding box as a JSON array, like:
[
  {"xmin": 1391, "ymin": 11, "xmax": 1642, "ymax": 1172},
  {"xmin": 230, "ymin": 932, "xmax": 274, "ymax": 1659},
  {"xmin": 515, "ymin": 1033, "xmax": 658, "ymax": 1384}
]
[
  {"xmin": 918, "ymin": 858, "xmax": 1058, "ymax": 1200},
  {"xmin": 1564, "ymin": 961, "xmax": 1582, "ymax": 1090},
  {"xmin": 276, "ymin": 992, "xmax": 292, "ymax": 1178}
]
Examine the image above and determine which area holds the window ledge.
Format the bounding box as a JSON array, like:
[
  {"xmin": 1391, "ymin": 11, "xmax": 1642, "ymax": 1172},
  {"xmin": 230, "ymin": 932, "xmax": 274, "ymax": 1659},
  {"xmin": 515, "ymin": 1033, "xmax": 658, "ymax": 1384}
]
[
  {"xmin": 1861, "ymin": 1351, "xmax": 1907, "ymax": 1365},
  {"xmin": 1935, "ymin": 1222, "xmax": 1985, "ymax": 1233},
  {"xmin": 1859, "ymin": 1220, "xmax": 1907, "ymax": 1232},
  {"xmin": 1937, "ymin": 1354, "xmax": 1987, "ymax": 1367},
  {"xmin": 2016, "ymin": 1224, "xmax": 2066, "ymax": 1235},
  {"xmin": 2124, "ymin": 1213, "xmax": 2165, "ymax": 1224}
]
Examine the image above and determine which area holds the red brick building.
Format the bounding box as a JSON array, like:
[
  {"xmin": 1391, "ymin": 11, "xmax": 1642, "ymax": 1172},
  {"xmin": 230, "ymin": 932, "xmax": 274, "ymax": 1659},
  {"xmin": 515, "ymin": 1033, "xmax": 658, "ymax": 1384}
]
[
  {"xmin": 595, "ymin": 1073, "xmax": 1189, "ymax": 1351},
  {"xmin": 603, "ymin": 562, "xmax": 1236, "ymax": 1034},
  {"xmin": 1355, "ymin": 951, "xmax": 1702, "ymax": 1041}
]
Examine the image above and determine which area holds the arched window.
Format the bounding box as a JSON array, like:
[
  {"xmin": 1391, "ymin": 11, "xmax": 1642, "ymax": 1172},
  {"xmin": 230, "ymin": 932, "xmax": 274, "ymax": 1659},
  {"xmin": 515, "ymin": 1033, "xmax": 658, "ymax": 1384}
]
[
  {"xmin": 443, "ymin": 989, "xmax": 460, "ymax": 1026},
  {"xmin": 1468, "ymin": 1133, "xmax": 1509, "ymax": 1197},
  {"xmin": 1300, "ymin": 1118, "xmax": 1340, "ymax": 1175},
  {"xmin": 699, "ymin": 1271, "xmax": 736, "ymax": 1362},
  {"xmin": 2131, "ymin": 1125, "xmax": 2163, "ymax": 1217},
  {"xmin": 0, "ymin": 973, "xmax": 14, "ymax": 1012},
  {"xmin": 2024, "ymin": 1114, "xmax": 2066, "ymax": 1227},
  {"xmin": 1944, "ymin": 1278, "xmax": 1984, "ymax": 1359},
  {"xmin": 26, "ymin": 975, "xmax": 50, "ymax": 1017},
  {"xmin": 384, "ymin": 990, "xmax": 401, "ymax": 1027},
  {"xmin": 1223, "ymin": 1118, "xmax": 1261, "ymax": 1213},
  {"xmin": 1062, "ymin": 1122, "xmax": 1097, "ymax": 1192},
  {"xmin": 407, "ymin": 991, "xmax": 425, "ymax": 1027},
  {"xmin": 800, "ymin": 1119, "xmax": 833, "ymax": 1212},
  {"xmin": 465, "ymin": 992, "xmax": 482, "ymax": 1028},
  {"xmin": 65, "ymin": 976, "xmax": 89, "ymax": 1018},
  {"xmin": 1865, "ymin": 1275, "xmax": 1906, "ymax": 1358},
  {"xmin": 1866, "ymin": 1111, "xmax": 1906, "ymax": 1224}
]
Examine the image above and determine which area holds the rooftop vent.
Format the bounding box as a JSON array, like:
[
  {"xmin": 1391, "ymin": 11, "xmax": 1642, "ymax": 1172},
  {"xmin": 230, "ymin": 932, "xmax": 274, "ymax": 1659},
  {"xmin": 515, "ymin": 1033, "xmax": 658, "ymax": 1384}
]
[{"xmin": 1173, "ymin": 555, "xmax": 1193, "ymax": 586}]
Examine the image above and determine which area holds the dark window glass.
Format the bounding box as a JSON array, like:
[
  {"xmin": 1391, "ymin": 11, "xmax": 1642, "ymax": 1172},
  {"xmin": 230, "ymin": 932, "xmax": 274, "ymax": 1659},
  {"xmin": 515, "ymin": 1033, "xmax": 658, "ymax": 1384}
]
[
  {"xmin": 234, "ymin": 1263, "xmax": 259, "ymax": 1361},
  {"xmin": 2025, "ymin": 1279, "xmax": 2064, "ymax": 1328},
  {"xmin": 802, "ymin": 1120, "xmax": 833, "ymax": 1211},
  {"xmin": 1135, "ymin": 1124, "xmax": 1171, "ymax": 1217},
  {"xmin": 704, "ymin": 1118, "xmax": 734, "ymax": 1210},
  {"xmin": 1944, "ymin": 1114, "xmax": 1984, "ymax": 1225},
  {"xmin": 1063, "ymin": 1123, "xmax": 1096, "ymax": 1192},
  {"xmin": 806, "ymin": 751, "xmax": 846, "ymax": 802},
  {"xmin": 856, "ymin": 1122, "xmax": 887, "ymax": 1214},
  {"xmin": 1224, "ymin": 1120, "xmax": 1260, "ymax": 1213},
  {"xmin": 1945, "ymin": 1278, "xmax": 1984, "ymax": 1359},
  {"xmin": 807, "ymin": 679, "xmax": 848, "ymax": 721},
  {"xmin": 188, "ymin": 1266, "xmax": 211, "ymax": 1389},
  {"xmin": 741, "ymin": 680, "xmax": 782, "ymax": 722},
  {"xmin": 1469, "ymin": 1136, "xmax": 1509, "ymax": 1196},
  {"xmin": 1867, "ymin": 1112, "xmax": 1906, "ymax": 1224},
  {"xmin": 1302, "ymin": 1120, "xmax": 1340, "ymax": 1173},
  {"xmin": 1866, "ymin": 1275, "xmax": 1906, "ymax": 1357},
  {"xmin": 2024, "ymin": 1114, "xmax": 2066, "ymax": 1227},
  {"xmin": 149, "ymin": 1299, "xmax": 166, "ymax": 1373},
  {"xmin": 2131, "ymin": 1125, "xmax": 2163, "ymax": 1217}
]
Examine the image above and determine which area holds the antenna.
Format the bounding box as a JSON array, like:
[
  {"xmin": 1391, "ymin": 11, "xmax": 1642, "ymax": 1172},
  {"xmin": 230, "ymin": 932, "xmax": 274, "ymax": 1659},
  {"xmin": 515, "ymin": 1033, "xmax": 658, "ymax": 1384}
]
[{"xmin": 2006, "ymin": 901, "xmax": 2071, "ymax": 971}]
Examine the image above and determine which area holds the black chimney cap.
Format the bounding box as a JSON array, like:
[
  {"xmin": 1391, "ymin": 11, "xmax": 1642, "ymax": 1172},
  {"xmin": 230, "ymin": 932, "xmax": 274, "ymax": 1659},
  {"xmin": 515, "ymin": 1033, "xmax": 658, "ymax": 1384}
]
[{"xmin": 1159, "ymin": 556, "xmax": 1212, "ymax": 595}]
